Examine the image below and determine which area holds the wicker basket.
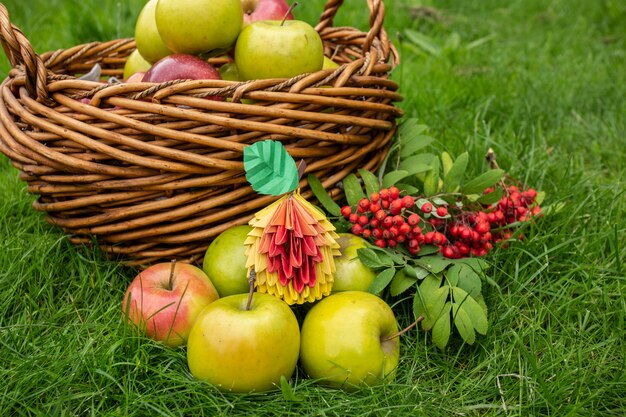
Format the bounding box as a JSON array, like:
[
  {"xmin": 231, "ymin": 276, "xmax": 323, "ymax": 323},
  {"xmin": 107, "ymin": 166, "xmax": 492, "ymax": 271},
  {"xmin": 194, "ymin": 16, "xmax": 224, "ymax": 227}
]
[{"xmin": 0, "ymin": 0, "xmax": 402, "ymax": 267}]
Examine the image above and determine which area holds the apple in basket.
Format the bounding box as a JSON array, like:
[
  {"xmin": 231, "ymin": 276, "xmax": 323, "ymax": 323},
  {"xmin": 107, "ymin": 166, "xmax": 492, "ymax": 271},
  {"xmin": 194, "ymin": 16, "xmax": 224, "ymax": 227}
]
[
  {"xmin": 156, "ymin": 0, "xmax": 243, "ymax": 56},
  {"xmin": 142, "ymin": 54, "xmax": 223, "ymax": 100},
  {"xmin": 299, "ymin": 291, "xmax": 401, "ymax": 391},
  {"xmin": 123, "ymin": 49, "xmax": 151, "ymax": 81},
  {"xmin": 187, "ymin": 292, "xmax": 300, "ymax": 393},
  {"xmin": 134, "ymin": 0, "xmax": 173, "ymax": 64},
  {"xmin": 241, "ymin": 0, "xmax": 294, "ymax": 27},
  {"xmin": 234, "ymin": 19, "xmax": 324, "ymax": 80},
  {"xmin": 122, "ymin": 261, "xmax": 219, "ymax": 348}
]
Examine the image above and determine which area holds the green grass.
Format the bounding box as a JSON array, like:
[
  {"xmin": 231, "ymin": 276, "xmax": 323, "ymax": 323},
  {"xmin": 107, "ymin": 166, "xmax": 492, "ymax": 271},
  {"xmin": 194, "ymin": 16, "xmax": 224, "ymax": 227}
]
[{"xmin": 1, "ymin": 0, "xmax": 625, "ymax": 415}]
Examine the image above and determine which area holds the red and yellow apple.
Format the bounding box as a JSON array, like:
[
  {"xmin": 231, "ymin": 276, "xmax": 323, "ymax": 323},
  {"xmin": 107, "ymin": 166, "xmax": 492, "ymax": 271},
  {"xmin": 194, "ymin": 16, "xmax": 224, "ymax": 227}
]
[
  {"xmin": 122, "ymin": 262, "xmax": 219, "ymax": 347},
  {"xmin": 299, "ymin": 291, "xmax": 400, "ymax": 391},
  {"xmin": 187, "ymin": 292, "xmax": 300, "ymax": 392},
  {"xmin": 241, "ymin": 0, "xmax": 293, "ymax": 27}
]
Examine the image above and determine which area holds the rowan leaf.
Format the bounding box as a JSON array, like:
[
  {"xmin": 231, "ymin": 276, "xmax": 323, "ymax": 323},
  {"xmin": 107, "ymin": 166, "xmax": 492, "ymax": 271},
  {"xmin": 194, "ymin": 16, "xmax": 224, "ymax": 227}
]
[
  {"xmin": 462, "ymin": 169, "xmax": 504, "ymax": 195},
  {"xmin": 397, "ymin": 118, "xmax": 429, "ymax": 144},
  {"xmin": 414, "ymin": 255, "xmax": 457, "ymax": 274},
  {"xmin": 244, "ymin": 140, "xmax": 298, "ymax": 196},
  {"xmin": 414, "ymin": 275, "xmax": 448, "ymax": 331},
  {"xmin": 452, "ymin": 302, "xmax": 476, "ymax": 344},
  {"xmin": 357, "ymin": 248, "xmax": 392, "ymax": 269},
  {"xmin": 455, "ymin": 263, "xmax": 482, "ymax": 298},
  {"xmin": 342, "ymin": 174, "xmax": 366, "ymax": 207},
  {"xmin": 368, "ymin": 267, "xmax": 396, "ymax": 295},
  {"xmin": 442, "ymin": 151, "xmax": 468, "ymax": 193},
  {"xmin": 400, "ymin": 135, "xmax": 435, "ymax": 157},
  {"xmin": 390, "ymin": 269, "xmax": 418, "ymax": 297},
  {"xmin": 423, "ymin": 155, "xmax": 441, "ymax": 196},
  {"xmin": 382, "ymin": 170, "xmax": 411, "ymax": 188},
  {"xmin": 452, "ymin": 287, "xmax": 488, "ymax": 335},
  {"xmin": 306, "ymin": 174, "xmax": 341, "ymax": 216},
  {"xmin": 358, "ymin": 169, "xmax": 380, "ymax": 196},
  {"xmin": 432, "ymin": 302, "xmax": 452, "ymax": 349},
  {"xmin": 476, "ymin": 187, "xmax": 503, "ymax": 205}
]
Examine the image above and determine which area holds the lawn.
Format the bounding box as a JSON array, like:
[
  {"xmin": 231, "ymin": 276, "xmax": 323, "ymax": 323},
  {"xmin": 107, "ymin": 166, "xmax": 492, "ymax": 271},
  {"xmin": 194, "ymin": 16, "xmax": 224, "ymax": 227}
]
[{"xmin": 1, "ymin": 0, "xmax": 625, "ymax": 416}]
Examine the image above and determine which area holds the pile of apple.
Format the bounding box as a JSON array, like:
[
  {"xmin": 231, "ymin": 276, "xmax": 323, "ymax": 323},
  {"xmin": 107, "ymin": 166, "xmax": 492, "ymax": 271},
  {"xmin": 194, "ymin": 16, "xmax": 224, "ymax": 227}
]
[
  {"xmin": 122, "ymin": 226, "xmax": 401, "ymax": 392},
  {"xmin": 124, "ymin": 0, "xmax": 338, "ymax": 87}
]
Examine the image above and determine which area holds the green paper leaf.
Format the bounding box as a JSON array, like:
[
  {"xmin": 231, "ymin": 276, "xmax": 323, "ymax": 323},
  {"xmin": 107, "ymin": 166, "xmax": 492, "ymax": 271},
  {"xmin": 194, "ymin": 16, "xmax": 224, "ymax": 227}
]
[
  {"xmin": 244, "ymin": 140, "xmax": 298, "ymax": 196},
  {"xmin": 443, "ymin": 152, "xmax": 468, "ymax": 193},
  {"xmin": 306, "ymin": 174, "xmax": 341, "ymax": 216},
  {"xmin": 368, "ymin": 267, "xmax": 396, "ymax": 295},
  {"xmin": 462, "ymin": 169, "xmax": 504, "ymax": 195},
  {"xmin": 358, "ymin": 169, "xmax": 380, "ymax": 196},
  {"xmin": 342, "ymin": 174, "xmax": 366, "ymax": 207},
  {"xmin": 431, "ymin": 302, "xmax": 452, "ymax": 349}
]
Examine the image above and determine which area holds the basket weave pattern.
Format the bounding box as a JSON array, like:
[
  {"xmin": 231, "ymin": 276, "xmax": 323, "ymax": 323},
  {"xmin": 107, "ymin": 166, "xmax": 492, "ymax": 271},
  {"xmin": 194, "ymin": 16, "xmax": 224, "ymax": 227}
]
[{"xmin": 0, "ymin": 0, "xmax": 402, "ymax": 267}]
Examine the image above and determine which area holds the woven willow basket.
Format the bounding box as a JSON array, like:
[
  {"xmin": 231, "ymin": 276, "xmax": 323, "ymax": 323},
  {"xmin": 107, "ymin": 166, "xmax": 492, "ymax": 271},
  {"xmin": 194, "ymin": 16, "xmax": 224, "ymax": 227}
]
[{"xmin": 0, "ymin": 0, "xmax": 402, "ymax": 267}]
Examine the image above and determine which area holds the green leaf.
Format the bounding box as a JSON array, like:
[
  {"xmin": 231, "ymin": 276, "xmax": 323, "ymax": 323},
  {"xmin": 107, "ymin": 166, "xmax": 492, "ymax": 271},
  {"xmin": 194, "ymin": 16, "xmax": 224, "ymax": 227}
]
[
  {"xmin": 431, "ymin": 302, "xmax": 452, "ymax": 349},
  {"xmin": 370, "ymin": 246, "xmax": 405, "ymax": 265},
  {"xmin": 390, "ymin": 269, "xmax": 418, "ymax": 297},
  {"xmin": 395, "ymin": 182, "xmax": 420, "ymax": 195},
  {"xmin": 382, "ymin": 170, "xmax": 411, "ymax": 188},
  {"xmin": 403, "ymin": 265, "xmax": 430, "ymax": 280},
  {"xmin": 397, "ymin": 118, "xmax": 429, "ymax": 144},
  {"xmin": 476, "ymin": 187, "xmax": 503, "ymax": 205},
  {"xmin": 368, "ymin": 267, "xmax": 396, "ymax": 295},
  {"xmin": 452, "ymin": 302, "xmax": 476, "ymax": 344},
  {"xmin": 414, "ymin": 255, "xmax": 457, "ymax": 274},
  {"xmin": 455, "ymin": 264, "xmax": 482, "ymax": 298},
  {"xmin": 423, "ymin": 155, "xmax": 441, "ymax": 196},
  {"xmin": 244, "ymin": 140, "xmax": 298, "ymax": 196},
  {"xmin": 414, "ymin": 274, "xmax": 448, "ymax": 331},
  {"xmin": 306, "ymin": 174, "xmax": 341, "ymax": 216},
  {"xmin": 400, "ymin": 135, "xmax": 435, "ymax": 157},
  {"xmin": 462, "ymin": 169, "xmax": 504, "ymax": 195},
  {"xmin": 280, "ymin": 376, "xmax": 299, "ymax": 401},
  {"xmin": 357, "ymin": 248, "xmax": 393, "ymax": 269},
  {"xmin": 404, "ymin": 29, "xmax": 442, "ymax": 57},
  {"xmin": 398, "ymin": 153, "xmax": 436, "ymax": 172},
  {"xmin": 443, "ymin": 152, "xmax": 469, "ymax": 193},
  {"xmin": 342, "ymin": 174, "xmax": 366, "ymax": 207},
  {"xmin": 358, "ymin": 169, "xmax": 380, "ymax": 196},
  {"xmin": 441, "ymin": 151, "xmax": 454, "ymax": 177},
  {"xmin": 452, "ymin": 287, "xmax": 488, "ymax": 335}
]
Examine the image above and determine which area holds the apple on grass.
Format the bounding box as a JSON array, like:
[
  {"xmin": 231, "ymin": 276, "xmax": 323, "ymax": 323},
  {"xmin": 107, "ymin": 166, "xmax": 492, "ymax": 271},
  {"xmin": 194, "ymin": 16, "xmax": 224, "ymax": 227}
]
[
  {"xmin": 187, "ymin": 292, "xmax": 300, "ymax": 393},
  {"xmin": 202, "ymin": 225, "xmax": 252, "ymax": 296},
  {"xmin": 122, "ymin": 261, "xmax": 219, "ymax": 348},
  {"xmin": 241, "ymin": 0, "xmax": 293, "ymax": 26},
  {"xmin": 156, "ymin": 0, "xmax": 243, "ymax": 56},
  {"xmin": 299, "ymin": 291, "xmax": 400, "ymax": 391},
  {"xmin": 234, "ymin": 19, "xmax": 324, "ymax": 80},
  {"xmin": 134, "ymin": 0, "xmax": 173, "ymax": 64},
  {"xmin": 143, "ymin": 54, "xmax": 223, "ymax": 100},
  {"xmin": 331, "ymin": 233, "xmax": 377, "ymax": 293}
]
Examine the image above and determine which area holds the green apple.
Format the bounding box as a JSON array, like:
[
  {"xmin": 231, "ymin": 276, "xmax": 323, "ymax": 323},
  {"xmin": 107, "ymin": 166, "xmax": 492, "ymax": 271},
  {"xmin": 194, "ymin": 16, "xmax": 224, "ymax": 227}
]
[
  {"xmin": 219, "ymin": 61, "xmax": 240, "ymax": 81},
  {"xmin": 134, "ymin": 0, "xmax": 173, "ymax": 63},
  {"xmin": 234, "ymin": 20, "xmax": 324, "ymax": 80},
  {"xmin": 332, "ymin": 233, "xmax": 377, "ymax": 293},
  {"xmin": 156, "ymin": 0, "xmax": 243, "ymax": 56},
  {"xmin": 322, "ymin": 56, "xmax": 339, "ymax": 69},
  {"xmin": 122, "ymin": 262, "xmax": 219, "ymax": 348},
  {"xmin": 299, "ymin": 291, "xmax": 400, "ymax": 391},
  {"xmin": 187, "ymin": 292, "xmax": 300, "ymax": 392},
  {"xmin": 202, "ymin": 225, "xmax": 252, "ymax": 297},
  {"xmin": 123, "ymin": 49, "xmax": 152, "ymax": 80}
]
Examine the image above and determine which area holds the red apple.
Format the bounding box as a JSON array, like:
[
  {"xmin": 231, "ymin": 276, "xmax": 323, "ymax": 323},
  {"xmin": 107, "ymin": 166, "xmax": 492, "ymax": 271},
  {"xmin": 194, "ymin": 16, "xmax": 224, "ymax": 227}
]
[
  {"xmin": 143, "ymin": 54, "xmax": 223, "ymax": 100},
  {"xmin": 241, "ymin": 0, "xmax": 293, "ymax": 26},
  {"xmin": 122, "ymin": 261, "xmax": 219, "ymax": 347}
]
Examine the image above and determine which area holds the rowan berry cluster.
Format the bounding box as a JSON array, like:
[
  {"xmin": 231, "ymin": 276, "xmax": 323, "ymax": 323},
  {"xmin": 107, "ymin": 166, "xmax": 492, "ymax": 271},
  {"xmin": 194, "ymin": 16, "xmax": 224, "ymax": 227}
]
[{"xmin": 341, "ymin": 183, "xmax": 541, "ymax": 259}]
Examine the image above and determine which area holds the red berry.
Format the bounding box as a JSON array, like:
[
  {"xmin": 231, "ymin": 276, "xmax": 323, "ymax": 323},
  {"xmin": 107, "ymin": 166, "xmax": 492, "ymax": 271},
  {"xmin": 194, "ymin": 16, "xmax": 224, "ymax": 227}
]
[
  {"xmin": 408, "ymin": 213, "xmax": 421, "ymax": 226},
  {"xmin": 372, "ymin": 228, "xmax": 383, "ymax": 239},
  {"xmin": 340, "ymin": 206, "xmax": 352, "ymax": 218},
  {"xmin": 409, "ymin": 246, "xmax": 420, "ymax": 255},
  {"xmin": 401, "ymin": 195, "xmax": 415, "ymax": 208},
  {"xmin": 381, "ymin": 200, "xmax": 390, "ymax": 209},
  {"xmin": 442, "ymin": 246, "xmax": 456, "ymax": 259},
  {"xmin": 411, "ymin": 226, "xmax": 423, "ymax": 236},
  {"xmin": 349, "ymin": 213, "xmax": 359, "ymax": 224},
  {"xmin": 358, "ymin": 198, "xmax": 370, "ymax": 211},
  {"xmin": 399, "ymin": 223, "xmax": 411, "ymax": 235},
  {"xmin": 358, "ymin": 215, "xmax": 369, "ymax": 226},
  {"xmin": 362, "ymin": 229, "xmax": 371, "ymax": 239},
  {"xmin": 370, "ymin": 218, "xmax": 380, "ymax": 228},
  {"xmin": 379, "ymin": 188, "xmax": 390, "ymax": 201},
  {"xmin": 375, "ymin": 210, "xmax": 386, "ymax": 221},
  {"xmin": 487, "ymin": 212, "xmax": 498, "ymax": 224},
  {"xmin": 370, "ymin": 192, "xmax": 381, "ymax": 202},
  {"xmin": 436, "ymin": 206, "xmax": 448, "ymax": 217},
  {"xmin": 532, "ymin": 205, "xmax": 542, "ymax": 216},
  {"xmin": 461, "ymin": 228, "xmax": 472, "ymax": 240},
  {"xmin": 389, "ymin": 226, "xmax": 399, "ymax": 238},
  {"xmin": 396, "ymin": 234, "xmax": 406, "ymax": 243},
  {"xmin": 523, "ymin": 189, "xmax": 538, "ymax": 202},
  {"xmin": 369, "ymin": 202, "xmax": 381, "ymax": 213},
  {"xmin": 389, "ymin": 186, "xmax": 400, "ymax": 200},
  {"xmin": 392, "ymin": 215, "xmax": 404, "ymax": 226},
  {"xmin": 382, "ymin": 229, "xmax": 391, "ymax": 239},
  {"xmin": 382, "ymin": 216, "xmax": 394, "ymax": 229},
  {"xmin": 387, "ymin": 239, "xmax": 398, "ymax": 247},
  {"xmin": 374, "ymin": 239, "xmax": 386, "ymax": 248},
  {"xmin": 475, "ymin": 222, "xmax": 490, "ymax": 234},
  {"xmin": 455, "ymin": 242, "xmax": 470, "ymax": 256},
  {"xmin": 408, "ymin": 238, "xmax": 419, "ymax": 248},
  {"xmin": 351, "ymin": 224, "xmax": 363, "ymax": 235},
  {"xmin": 424, "ymin": 231, "xmax": 435, "ymax": 244},
  {"xmin": 389, "ymin": 199, "xmax": 403, "ymax": 215},
  {"xmin": 421, "ymin": 202, "xmax": 433, "ymax": 213}
]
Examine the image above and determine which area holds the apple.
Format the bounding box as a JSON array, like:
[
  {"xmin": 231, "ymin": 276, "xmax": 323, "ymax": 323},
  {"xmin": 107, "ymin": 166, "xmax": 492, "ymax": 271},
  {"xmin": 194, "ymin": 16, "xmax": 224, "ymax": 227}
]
[
  {"xmin": 187, "ymin": 292, "xmax": 300, "ymax": 392},
  {"xmin": 123, "ymin": 49, "xmax": 151, "ymax": 80},
  {"xmin": 218, "ymin": 61, "xmax": 241, "ymax": 81},
  {"xmin": 155, "ymin": 0, "xmax": 243, "ymax": 56},
  {"xmin": 134, "ymin": 0, "xmax": 173, "ymax": 64},
  {"xmin": 299, "ymin": 291, "xmax": 400, "ymax": 390},
  {"xmin": 202, "ymin": 225, "xmax": 252, "ymax": 296},
  {"xmin": 322, "ymin": 56, "xmax": 339, "ymax": 69},
  {"xmin": 122, "ymin": 261, "xmax": 220, "ymax": 348},
  {"xmin": 241, "ymin": 0, "xmax": 293, "ymax": 27},
  {"xmin": 234, "ymin": 19, "xmax": 324, "ymax": 80},
  {"xmin": 143, "ymin": 54, "xmax": 223, "ymax": 100},
  {"xmin": 331, "ymin": 233, "xmax": 377, "ymax": 293},
  {"xmin": 125, "ymin": 71, "xmax": 146, "ymax": 83}
]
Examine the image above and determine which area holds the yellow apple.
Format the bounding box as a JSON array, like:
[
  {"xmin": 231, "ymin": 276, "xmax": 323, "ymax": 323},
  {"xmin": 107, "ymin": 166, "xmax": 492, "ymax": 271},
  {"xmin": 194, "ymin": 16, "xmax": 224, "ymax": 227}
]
[{"xmin": 134, "ymin": 0, "xmax": 173, "ymax": 63}]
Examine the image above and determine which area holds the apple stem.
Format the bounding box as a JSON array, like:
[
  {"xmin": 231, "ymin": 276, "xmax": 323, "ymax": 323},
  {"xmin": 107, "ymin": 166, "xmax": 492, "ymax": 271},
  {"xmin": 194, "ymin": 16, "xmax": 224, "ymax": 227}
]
[
  {"xmin": 168, "ymin": 259, "xmax": 177, "ymax": 291},
  {"xmin": 381, "ymin": 316, "xmax": 424, "ymax": 342},
  {"xmin": 245, "ymin": 269, "xmax": 256, "ymax": 311},
  {"xmin": 281, "ymin": 2, "xmax": 298, "ymax": 26}
]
